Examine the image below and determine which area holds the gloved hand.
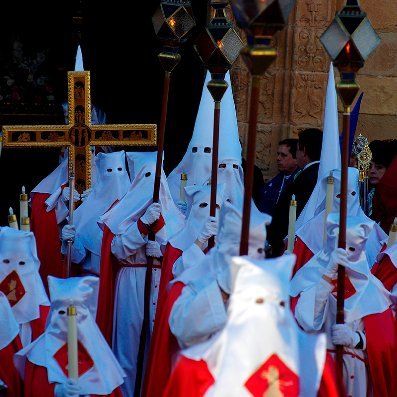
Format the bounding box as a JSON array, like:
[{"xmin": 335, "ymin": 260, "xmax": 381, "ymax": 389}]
[
  {"xmin": 62, "ymin": 187, "xmax": 80, "ymax": 203},
  {"xmin": 331, "ymin": 324, "xmax": 360, "ymax": 348},
  {"xmin": 146, "ymin": 240, "xmax": 163, "ymax": 258},
  {"xmin": 324, "ymin": 248, "xmax": 349, "ymax": 280},
  {"xmin": 197, "ymin": 216, "xmax": 218, "ymax": 244},
  {"xmin": 176, "ymin": 201, "xmax": 187, "ymax": 216},
  {"xmin": 80, "ymin": 188, "xmax": 92, "ymax": 202},
  {"xmin": 54, "ymin": 378, "xmax": 82, "ymax": 397},
  {"xmin": 61, "ymin": 225, "xmax": 76, "ymax": 242},
  {"xmin": 140, "ymin": 203, "xmax": 161, "ymax": 226}
]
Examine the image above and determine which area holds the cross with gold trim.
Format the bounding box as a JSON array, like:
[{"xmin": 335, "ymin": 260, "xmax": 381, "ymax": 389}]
[{"xmin": 2, "ymin": 71, "xmax": 157, "ymax": 193}]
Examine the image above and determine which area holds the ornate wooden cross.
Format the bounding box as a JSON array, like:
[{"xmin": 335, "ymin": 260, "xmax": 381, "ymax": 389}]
[{"xmin": 2, "ymin": 71, "xmax": 157, "ymax": 193}]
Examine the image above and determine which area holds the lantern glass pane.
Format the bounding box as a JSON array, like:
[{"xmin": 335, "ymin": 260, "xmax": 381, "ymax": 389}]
[
  {"xmin": 221, "ymin": 29, "xmax": 244, "ymax": 64},
  {"xmin": 352, "ymin": 19, "xmax": 381, "ymax": 60},
  {"xmin": 172, "ymin": 7, "xmax": 196, "ymax": 39},
  {"xmin": 320, "ymin": 20, "xmax": 349, "ymax": 61}
]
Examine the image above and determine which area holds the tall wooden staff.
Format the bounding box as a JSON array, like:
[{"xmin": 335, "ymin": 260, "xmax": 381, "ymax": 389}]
[
  {"xmin": 134, "ymin": 3, "xmax": 196, "ymax": 396},
  {"xmin": 320, "ymin": 0, "xmax": 380, "ymax": 379},
  {"xmin": 230, "ymin": 0, "xmax": 297, "ymax": 255},
  {"xmin": 195, "ymin": 0, "xmax": 243, "ymax": 250},
  {"xmin": 65, "ymin": 169, "xmax": 76, "ymax": 278}
]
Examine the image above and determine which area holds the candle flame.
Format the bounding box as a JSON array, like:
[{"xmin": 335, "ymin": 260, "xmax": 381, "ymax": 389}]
[
  {"xmin": 217, "ymin": 40, "xmax": 224, "ymax": 49},
  {"xmin": 346, "ymin": 42, "xmax": 351, "ymax": 55},
  {"xmin": 9, "ymin": 207, "xmax": 14, "ymax": 215},
  {"xmin": 22, "ymin": 186, "xmax": 25, "ymax": 194},
  {"xmin": 169, "ymin": 18, "xmax": 176, "ymax": 29}
]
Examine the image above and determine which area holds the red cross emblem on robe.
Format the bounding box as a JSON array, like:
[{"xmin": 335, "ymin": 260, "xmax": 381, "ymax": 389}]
[
  {"xmin": 0, "ymin": 270, "xmax": 26, "ymax": 307},
  {"xmin": 331, "ymin": 275, "xmax": 356, "ymax": 300},
  {"xmin": 244, "ymin": 353, "xmax": 300, "ymax": 397},
  {"xmin": 53, "ymin": 341, "xmax": 94, "ymax": 378}
]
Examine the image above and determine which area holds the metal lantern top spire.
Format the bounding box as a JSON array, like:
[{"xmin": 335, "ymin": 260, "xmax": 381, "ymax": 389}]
[
  {"xmin": 152, "ymin": 0, "xmax": 196, "ymax": 49},
  {"xmin": 320, "ymin": 0, "xmax": 380, "ymax": 74},
  {"xmin": 194, "ymin": 1, "xmax": 244, "ymax": 79}
]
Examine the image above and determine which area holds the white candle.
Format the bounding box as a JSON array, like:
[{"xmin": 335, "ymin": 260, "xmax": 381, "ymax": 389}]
[
  {"xmin": 67, "ymin": 304, "xmax": 78, "ymax": 380},
  {"xmin": 8, "ymin": 207, "xmax": 19, "ymax": 230},
  {"xmin": 387, "ymin": 218, "xmax": 397, "ymax": 247},
  {"xmin": 20, "ymin": 186, "xmax": 29, "ymax": 226},
  {"xmin": 20, "ymin": 217, "xmax": 30, "ymax": 232},
  {"xmin": 179, "ymin": 173, "xmax": 188, "ymax": 202},
  {"xmin": 324, "ymin": 173, "xmax": 334, "ymax": 245},
  {"xmin": 287, "ymin": 195, "xmax": 297, "ymax": 252}
]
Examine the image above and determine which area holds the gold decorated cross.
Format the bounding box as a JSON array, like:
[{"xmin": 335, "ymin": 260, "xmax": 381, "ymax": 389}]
[{"xmin": 2, "ymin": 71, "xmax": 157, "ymax": 193}]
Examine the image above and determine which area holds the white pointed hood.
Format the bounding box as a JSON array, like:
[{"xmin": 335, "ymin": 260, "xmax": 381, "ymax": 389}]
[
  {"xmin": 296, "ymin": 62, "xmax": 341, "ymax": 230},
  {"xmin": 167, "ymin": 70, "xmax": 242, "ymax": 205},
  {"xmin": 296, "ymin": 167, "xmax": 387, "ymax": 265},
  {"xmin": 291, "ymin": 214, "xmax": 391, "ymax": 324},
  {"xmin": 180, "ymin": 254, "xmax": 327, "ymax": 397},
  {"xmin": 75, "ymin": 45, "xmax": 84, "ymax": 71},
  {"xmin": 0, "ymin": 227, "xmax": 49, "ymax": 325},
  {"xmin": 100, "ymin": 151, "xmax": 185, "ymax": 243},
  {"xmin": 62, "ymin": 45, "xmax": 107, "ymax": 126},
  {"xmin": 169, "ymin": 183, "xmax": 226, "ymax": 252},
  {"xmin": 31, "ymin": 152, "xmax": 68, "ymax": 195},
  {"xmin": 15, "ymin": 276, "xmax": 125, "ymax": 395},
  {"xmin": 175, "ymin": 201, "xmax": 271, "ymax": 287},
  {"xmin": 74, "ymin": 150, "xmax": 130, "ymax": 255},
  {"xmin": 0, "ymin": 291, "xmax": 19, "ymax": 350}
]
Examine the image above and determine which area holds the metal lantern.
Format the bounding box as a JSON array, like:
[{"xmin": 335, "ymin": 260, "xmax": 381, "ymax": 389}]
[
  {"xmin": 152, "ymin": 0, "xmax": 196, "ymax": 48},
  {"xmin": 320, "ymin": 0, "xmax": 380, "ymax": 74},
  {"xmin": 319, "ymin": 0, "xmax": 380, "ymax": 380},
  {"xmin": 231, "ymin": 0, "xmax": 296, "ymax": 36},
  {"xmin": 229, "ymin": 0, "xmax": 296, "ymax": 255},
  {"xmin": 230, "ymin": 0, "xmax": 296, "ymax": 76},
  {"xmin": 134, "ymin": 3, "xmax": 196, "ymax": 396},
  {"xmin": 194, "ymin": 1, "xmax": 243, "ymax": 249},
  {"xmin": 195, "ymin": 1, "xmax": 244, "ymax": 78}
]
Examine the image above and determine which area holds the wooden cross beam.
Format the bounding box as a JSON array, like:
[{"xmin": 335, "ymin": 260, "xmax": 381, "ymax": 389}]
[{"xmin": 2, "ymin": 71, "xmax": 157, "ymax": 193}]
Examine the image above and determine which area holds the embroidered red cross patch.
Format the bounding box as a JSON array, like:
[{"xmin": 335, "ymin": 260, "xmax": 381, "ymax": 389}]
[{"xmin": 245, "ymin": 353, "xmax": 299, "ymax": 397}]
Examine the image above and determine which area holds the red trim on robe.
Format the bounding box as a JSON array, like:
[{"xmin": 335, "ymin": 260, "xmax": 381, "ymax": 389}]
[
  {"xmin": 31, "ymin": 193, "xmax": 65, "ymax": 292},
  {"xmin": 96, "ymin": 225, "xmax": 120, "ymax": 346},
  {"xmin": 0, "ymin": 305, "xmax": 48, "ymax": 397},
  {"xmin": 371, "ymin": 255, "xmax": 397, "ymax": 292},
  {"xmin": 142, "ymin": 281, "xmax": 185, "ymax": 397},
  {"xmin": 138, "ymin": 214, "xmax": 166, "ymax": 235},
  {"xmin": 0, "ymin": 336, "xmax": 23, "ymax": 397},
  {"xmin": 364, "ymin": 308, "xmax": 397, "ymax": 397},
  {"xmin": 292, "ymin": 237, "xmax": 314, "ymax": 277},
  {"xmin": 23, "ymin": 360, "xmax": 123, "ymax": 397},
  {"xmin": 317, "ymin": 352, "xmax": 346, "ymax": 397},
  {"xmin": 30, "ymin": 305, "xmax": 50, "ymax": 341},
  {"xmin": 156, "ymin": 243, "xmax": 183, "ymax": 318},
  {"xmin": 163, "ymin": 356, "xmax": 215, "ymax": 397}
]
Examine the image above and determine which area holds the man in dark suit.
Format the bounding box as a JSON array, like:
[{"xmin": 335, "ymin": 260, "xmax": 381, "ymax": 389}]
[
  {"xmin": 268, "ymin": 128, "xmax": 323, "ymax": 256},
  {"xmin": 259, "ymin": 138, "xmax": 299, "ymax": 216}
]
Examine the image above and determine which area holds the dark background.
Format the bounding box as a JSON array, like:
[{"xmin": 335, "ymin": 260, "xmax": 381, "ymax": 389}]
[{"xmin": 0, "ymin": 0, "xmax": 209, "ymax": 223}]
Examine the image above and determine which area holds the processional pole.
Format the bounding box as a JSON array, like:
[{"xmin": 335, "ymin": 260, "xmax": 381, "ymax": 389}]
[
  {"xmin": 65, "ymin": 0, "xmax": 84, "ymax": 279},
  {"xmin": 320, "ymin": 0, "xmax": 380, "ymax": 380},
  {"xmin": 66, "ymin": 169, "xmax": 76, "ymax": 278},
  {"xmin": 195, "ymin": 0, "xmax": 243, "ymax": 250},
  {"xmin": 230, "ymin": 0, "xmax": 297, "ymax": 255},
  {"xmin": 134, "ymin": 2, "xmax": 196, "ymax": 396}
]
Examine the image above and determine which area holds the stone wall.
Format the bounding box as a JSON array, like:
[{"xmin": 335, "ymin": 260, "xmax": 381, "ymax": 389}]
[{"xmin": 232, "ymin": 0, "xmax": 397, "ymax": 182}]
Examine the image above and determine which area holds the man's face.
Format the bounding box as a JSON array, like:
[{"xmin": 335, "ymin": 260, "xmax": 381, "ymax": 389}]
[
  {"xmin": 276, "ymin": 144, "xmax": 297, "ymax": 174},
  {"xmin": 369, "ymin": 161, "xmax": 386, "ymax": 185}
]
